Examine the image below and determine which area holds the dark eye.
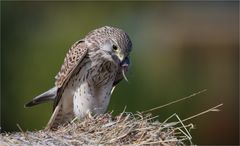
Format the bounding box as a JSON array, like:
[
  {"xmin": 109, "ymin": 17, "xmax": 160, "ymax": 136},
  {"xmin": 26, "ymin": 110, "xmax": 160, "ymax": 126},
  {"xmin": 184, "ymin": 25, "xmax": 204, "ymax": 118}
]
[{"xmin": 112, "ymin": 45, "xmax": 118, "ymax": 51}]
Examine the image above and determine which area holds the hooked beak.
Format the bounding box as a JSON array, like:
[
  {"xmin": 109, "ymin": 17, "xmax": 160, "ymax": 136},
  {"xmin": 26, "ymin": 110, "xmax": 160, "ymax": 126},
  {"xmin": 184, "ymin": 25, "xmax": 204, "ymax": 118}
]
[
  {"xmin": 117, "ymin": 52, "xmax": 124, "ymax": 62},
  {"xmin": 116, "ymin": 49, "xmax": 124, "ymax": 62},
  {"xmin": 120, "ymin": 56, "xmax": 130, "ymax": 67}
]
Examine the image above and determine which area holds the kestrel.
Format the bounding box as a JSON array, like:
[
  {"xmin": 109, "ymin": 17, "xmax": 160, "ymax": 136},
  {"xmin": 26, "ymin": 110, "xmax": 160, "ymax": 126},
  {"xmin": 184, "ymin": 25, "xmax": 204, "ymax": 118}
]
[{"xmin": 25, "ymin": 26, "xmax": 132, "ymax": 129}]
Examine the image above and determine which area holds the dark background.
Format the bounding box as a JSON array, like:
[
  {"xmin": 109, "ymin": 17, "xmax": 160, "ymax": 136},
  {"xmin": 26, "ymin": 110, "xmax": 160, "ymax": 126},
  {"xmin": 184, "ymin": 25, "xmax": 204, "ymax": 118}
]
[{"xmin": 1, "ymin": 1, "xmax": 239, "ymax": 145}]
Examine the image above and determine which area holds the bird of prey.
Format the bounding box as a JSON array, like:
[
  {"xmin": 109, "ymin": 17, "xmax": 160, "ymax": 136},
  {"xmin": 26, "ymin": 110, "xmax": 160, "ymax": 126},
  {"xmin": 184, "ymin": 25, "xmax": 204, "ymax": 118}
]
[{"xmin": 25, "ymin": 26, "xmax": 132, "ymax": 129}]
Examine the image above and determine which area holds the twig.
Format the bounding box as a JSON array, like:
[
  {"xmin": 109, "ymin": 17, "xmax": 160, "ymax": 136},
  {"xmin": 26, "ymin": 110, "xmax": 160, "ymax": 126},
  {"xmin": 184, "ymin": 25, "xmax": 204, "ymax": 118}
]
[
  {"xmin": 141, "ymin": 89, "xmax": 207, "ymax": 114},
  {"xmin": 16, "ymin": 123, "xmax": 28, "ymax": 140},
  {"xmin": 181, "ymin": 103, "xmax": 223, "ymax": 123}
]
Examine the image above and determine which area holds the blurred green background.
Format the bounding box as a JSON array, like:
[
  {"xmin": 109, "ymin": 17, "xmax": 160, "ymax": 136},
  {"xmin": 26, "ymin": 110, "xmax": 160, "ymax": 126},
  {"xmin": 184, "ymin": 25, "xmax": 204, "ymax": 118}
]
[{"xmin": 1, "ymin": 1, "xmax": 239, "ymax": 145}]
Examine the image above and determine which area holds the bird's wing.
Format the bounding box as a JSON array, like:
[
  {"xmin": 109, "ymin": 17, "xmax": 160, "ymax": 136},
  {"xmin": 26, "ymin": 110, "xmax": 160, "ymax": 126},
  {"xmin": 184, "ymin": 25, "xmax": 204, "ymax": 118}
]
[
  {"xmin": 53, "ymin": 40, "xmax": 88, "ymax": 109},
  {"xmin": 25, "ymin": 40, "xmax": 88, "ymax": 110},
  {"xmin": 46, "ymin": 40, "xmax": 88, "ymax": 129},
  {"xmin": 55, "ymin": 39, "xmax": 88, "ymax": 87}
]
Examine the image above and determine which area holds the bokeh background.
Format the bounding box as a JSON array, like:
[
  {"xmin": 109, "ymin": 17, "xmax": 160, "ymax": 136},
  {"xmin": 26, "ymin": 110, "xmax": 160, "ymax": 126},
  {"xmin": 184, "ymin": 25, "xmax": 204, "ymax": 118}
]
[{"xmin": 1, "ymin": 1, "xmax": 239, "ymax": 145}]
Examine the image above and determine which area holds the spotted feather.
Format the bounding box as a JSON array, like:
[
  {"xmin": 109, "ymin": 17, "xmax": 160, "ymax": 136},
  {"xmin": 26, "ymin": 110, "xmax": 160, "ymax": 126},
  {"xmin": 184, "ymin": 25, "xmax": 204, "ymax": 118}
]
[{"xmin": 55, "ymin": 40, "xmax": 88, "ymax": 87}]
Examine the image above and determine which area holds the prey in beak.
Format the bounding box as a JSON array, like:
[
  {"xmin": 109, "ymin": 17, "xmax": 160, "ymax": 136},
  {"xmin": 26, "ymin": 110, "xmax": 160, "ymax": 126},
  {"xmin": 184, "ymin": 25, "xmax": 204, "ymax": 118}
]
[{"xmin": 120, "ymin": 57, "xmax": 130, "ymax": 82}]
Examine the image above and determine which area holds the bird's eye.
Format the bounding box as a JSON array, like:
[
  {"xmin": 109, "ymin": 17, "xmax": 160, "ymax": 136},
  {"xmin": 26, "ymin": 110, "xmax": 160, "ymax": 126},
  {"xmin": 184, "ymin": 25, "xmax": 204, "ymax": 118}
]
[{"xmin": 112, "ymin": 45, "xmax": 118, "ymax": 51}]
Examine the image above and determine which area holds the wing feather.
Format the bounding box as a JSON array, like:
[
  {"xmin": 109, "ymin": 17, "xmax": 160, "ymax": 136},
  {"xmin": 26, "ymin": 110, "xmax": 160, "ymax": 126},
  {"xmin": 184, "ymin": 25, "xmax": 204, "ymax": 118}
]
[
  {"xmin": 53, "ymin": 39, "xmax": 88, "ymax": 109},
  {"xmin": 55, "ymin": 40, "xmax": 88, "ymax": 87}
]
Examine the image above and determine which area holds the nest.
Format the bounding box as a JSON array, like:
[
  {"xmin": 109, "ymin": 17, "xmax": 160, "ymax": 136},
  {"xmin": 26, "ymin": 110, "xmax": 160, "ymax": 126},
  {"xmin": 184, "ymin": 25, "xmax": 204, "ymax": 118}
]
[
  {"xmin": 1, "ymin": 90, "xmax": 222, "ymax": 145},
  {"xmin": 0, "ymin": 111, "xmax": 194, "ymax": 146}
]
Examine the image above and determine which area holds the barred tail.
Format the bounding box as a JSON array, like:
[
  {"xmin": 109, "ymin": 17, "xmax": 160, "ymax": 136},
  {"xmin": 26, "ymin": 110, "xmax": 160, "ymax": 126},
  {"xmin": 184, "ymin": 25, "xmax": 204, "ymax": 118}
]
[{"xmin": 25, "ymin": 87, "xmax": 57, "ymax": 107}]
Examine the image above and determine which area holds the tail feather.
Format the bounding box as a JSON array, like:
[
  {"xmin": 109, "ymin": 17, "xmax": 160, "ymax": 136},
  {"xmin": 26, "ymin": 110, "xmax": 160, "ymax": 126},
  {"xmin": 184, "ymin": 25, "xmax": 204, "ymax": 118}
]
[
  {"xmin": 45, "ymin": 103, "xmax": 62, "ymax": 130},
  {"xmin": 25, "ymin": 86, "xmax": 58, "ymax": 107},
  {"xmin": 45, "ymin": 100, "xmax": 74, "ymax": 130}
]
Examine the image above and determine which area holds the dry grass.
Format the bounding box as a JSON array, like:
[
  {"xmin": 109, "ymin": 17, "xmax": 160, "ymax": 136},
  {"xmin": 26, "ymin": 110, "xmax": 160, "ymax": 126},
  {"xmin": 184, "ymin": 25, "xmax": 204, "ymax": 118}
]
[
  {"xmin": 0, "ymin": 90, "xmax": 223, "ymax": 145},
  {"xmin": 1, "ymin": 112, "xmax": 193, "ymax": 145}
]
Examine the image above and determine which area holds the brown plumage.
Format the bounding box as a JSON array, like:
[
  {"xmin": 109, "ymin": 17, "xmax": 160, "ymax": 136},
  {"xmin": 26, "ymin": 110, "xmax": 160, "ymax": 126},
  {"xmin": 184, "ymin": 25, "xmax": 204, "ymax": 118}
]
[{"xmin": 25, "ymin": 26, "xmax": 132, "ymax": 130}]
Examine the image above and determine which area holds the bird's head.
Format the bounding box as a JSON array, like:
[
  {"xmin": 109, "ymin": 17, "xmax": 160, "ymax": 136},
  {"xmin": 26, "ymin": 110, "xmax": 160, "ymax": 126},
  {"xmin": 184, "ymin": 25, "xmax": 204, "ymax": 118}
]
[
  {"xmin": 101, "ymin": 39, "xmax": 129, "ymax": 64},
  {"xmin": 87, "ymin": 26, "xmax": 132, "ymax": 64},
  {"xmin": 87, "ymin": 26, "xmax": 132, "ymax": 81}
]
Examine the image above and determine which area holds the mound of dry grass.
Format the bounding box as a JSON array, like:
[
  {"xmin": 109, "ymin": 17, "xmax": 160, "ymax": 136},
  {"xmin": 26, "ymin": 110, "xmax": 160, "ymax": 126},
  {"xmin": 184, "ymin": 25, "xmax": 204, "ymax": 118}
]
[
  {"xmin": 0, "ymin": 90, "xmax": 222, "ymax": 145},
  {"xmin": 1, "ymin": 111, "xmax": 195, "ymax": 146}
]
